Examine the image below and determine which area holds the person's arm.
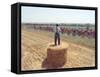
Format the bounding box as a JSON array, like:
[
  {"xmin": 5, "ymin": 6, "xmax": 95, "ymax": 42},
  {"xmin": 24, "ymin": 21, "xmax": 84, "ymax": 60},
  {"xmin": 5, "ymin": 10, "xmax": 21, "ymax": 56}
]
[
  {"xmin": 59, "ymin": 27, "xmax": 61, "ymax": 32},
  {"xmin": 53, "ymin": 26, "xmax": 56, "ymax": 32}
]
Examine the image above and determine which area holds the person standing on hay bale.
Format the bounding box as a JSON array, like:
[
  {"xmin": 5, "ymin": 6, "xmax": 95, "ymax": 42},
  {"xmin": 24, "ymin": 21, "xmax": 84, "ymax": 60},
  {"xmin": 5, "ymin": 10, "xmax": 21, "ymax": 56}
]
[{"xmin": 54, "ymin": 24, "xmax": 61, "ymax": 45}]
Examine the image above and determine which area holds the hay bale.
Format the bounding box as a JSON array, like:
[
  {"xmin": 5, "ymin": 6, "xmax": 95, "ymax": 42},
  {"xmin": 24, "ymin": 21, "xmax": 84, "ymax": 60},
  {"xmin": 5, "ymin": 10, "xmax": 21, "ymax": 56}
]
[{"xmin": 44, "ymin": 43, "xmax": 68, "ymax": 68}]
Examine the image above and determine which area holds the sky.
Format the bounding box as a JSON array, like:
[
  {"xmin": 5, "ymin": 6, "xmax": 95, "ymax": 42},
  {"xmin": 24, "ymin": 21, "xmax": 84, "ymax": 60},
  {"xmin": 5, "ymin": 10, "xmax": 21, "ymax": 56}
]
[{"xmin": 21, "ymin": 6, "xmax": 95, "ymax": 24}]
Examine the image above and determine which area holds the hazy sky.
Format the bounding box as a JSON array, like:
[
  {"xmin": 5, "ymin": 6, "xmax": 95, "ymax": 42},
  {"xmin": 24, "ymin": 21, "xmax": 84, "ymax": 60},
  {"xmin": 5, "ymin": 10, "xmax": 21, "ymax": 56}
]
[{"xmin": 21, "ymin": 6, "xmax": 95, "ymax": 24}]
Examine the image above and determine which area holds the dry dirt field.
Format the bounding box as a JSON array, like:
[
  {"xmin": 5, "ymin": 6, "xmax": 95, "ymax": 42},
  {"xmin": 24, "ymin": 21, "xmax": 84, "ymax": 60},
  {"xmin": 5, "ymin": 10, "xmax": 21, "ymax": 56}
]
[{"xmin": 21, "ymin": 27, "xmax": 95, "ymax": 71}]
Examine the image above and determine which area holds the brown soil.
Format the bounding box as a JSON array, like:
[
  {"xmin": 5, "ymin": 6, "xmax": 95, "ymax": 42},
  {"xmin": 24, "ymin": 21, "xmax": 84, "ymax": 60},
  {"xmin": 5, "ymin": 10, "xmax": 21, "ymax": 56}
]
[{"xmin": 21, "ymin": 28, "xmax": 95, "ymax": 71}]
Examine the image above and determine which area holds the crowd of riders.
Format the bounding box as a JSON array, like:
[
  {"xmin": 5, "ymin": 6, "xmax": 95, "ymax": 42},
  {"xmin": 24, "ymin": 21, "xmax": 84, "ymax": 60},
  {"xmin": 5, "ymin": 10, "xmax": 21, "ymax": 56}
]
[{"xmin": 27, "ymin": 24, "xmax": 95, "ymax": 39}]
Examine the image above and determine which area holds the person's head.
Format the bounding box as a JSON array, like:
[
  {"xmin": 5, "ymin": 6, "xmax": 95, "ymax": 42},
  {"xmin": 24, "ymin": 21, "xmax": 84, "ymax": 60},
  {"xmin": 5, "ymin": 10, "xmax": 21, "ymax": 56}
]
[{"xmin": 56, "ymin": 24, "xmax": 59, "ymax": 27}]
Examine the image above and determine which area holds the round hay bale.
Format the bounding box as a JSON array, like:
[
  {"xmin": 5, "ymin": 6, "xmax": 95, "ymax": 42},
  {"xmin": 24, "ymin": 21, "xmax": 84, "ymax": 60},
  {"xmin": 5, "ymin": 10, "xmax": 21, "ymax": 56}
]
[{"xmin": 45, "ymin": 43, "xmax": 68, "ymax": 68}]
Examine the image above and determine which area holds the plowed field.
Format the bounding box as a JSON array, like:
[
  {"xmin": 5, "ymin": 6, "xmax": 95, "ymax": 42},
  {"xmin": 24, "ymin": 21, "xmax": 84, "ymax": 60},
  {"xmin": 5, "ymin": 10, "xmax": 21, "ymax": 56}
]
[{"xmin": 21, "ymin": 26, "xmax": 95, "ymax": 71}]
